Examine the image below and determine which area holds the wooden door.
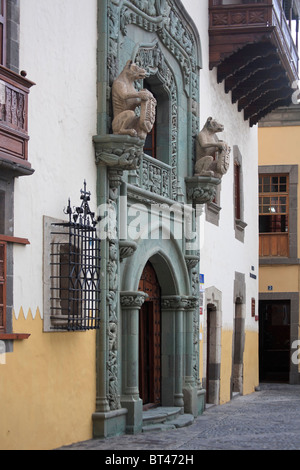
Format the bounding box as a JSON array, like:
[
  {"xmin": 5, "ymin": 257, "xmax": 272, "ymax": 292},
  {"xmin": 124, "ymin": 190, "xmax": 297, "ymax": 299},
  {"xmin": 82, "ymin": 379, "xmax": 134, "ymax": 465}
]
[
  {"xmin": 138, "ymin": 262, "xmax": 161, "ymax": 407},
  {"xmin": 259, "ymin": 300, "xmax": 290, "ymax": 382}
]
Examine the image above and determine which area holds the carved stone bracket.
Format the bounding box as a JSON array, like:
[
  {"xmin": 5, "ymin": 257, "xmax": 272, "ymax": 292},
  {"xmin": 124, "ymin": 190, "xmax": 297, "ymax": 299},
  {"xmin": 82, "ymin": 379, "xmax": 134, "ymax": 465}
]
[
  {"xmin": 119, "ymin": 240, "xmax": 138, "ymax": 261},
  {"xmin": 94, "ymin": 135, "xmax": 144, "ymax": 171},
  {"xmin": 185, "ymin": 253, "xmax": 200, "ymax": 271},
  {"xmin": 185, "ymin": 176, "xmax": 221, "ymax": 205}
]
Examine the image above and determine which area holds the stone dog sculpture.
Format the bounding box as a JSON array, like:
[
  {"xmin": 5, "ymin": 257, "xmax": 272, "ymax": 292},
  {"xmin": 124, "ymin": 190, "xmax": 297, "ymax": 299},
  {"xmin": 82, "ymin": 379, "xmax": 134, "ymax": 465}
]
[
  {"xmin": 112, "ymin": 60, "xmax": 157, "ymax": 140},
  {"xmin": 195, "ymin": 117, "xmax": 230, "ymax": 179}
]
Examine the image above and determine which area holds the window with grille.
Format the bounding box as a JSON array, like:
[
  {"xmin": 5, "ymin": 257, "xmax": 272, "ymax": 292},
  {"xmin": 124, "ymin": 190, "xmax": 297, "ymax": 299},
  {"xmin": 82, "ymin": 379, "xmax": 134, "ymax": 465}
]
[
  {"xmin": 47, "ymin": 183, "xmax": 101, "ymax": 332},
  {"xmin": 259, "ymin": 174, "xmax": 289, "ymax": 257}
]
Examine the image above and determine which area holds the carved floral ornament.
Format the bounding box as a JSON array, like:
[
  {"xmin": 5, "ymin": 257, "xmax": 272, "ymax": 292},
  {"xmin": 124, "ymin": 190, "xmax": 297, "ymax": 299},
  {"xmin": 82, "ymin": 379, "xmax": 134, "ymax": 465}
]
[
  {"xmin": 118, "ymin": 0, "xmax": 199, "ymax": 86},
  {"xmin": 161, "ymin": 295, "xmax": 199, "ymax": 311},
  {"xmin": 120, "ymin": 291, "xmax": 149, "ymax": 308}
]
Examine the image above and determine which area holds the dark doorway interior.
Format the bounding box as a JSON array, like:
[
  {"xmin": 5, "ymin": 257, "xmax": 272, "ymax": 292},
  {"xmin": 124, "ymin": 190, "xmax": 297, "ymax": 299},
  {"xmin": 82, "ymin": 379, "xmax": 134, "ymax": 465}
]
[
  {"xmin": 259, "ymin": 300, "xmax": 290, "ymax": 383},
  {"xmin": 138, "ymin": 262, "xmax": 161, "ymax": 408}
]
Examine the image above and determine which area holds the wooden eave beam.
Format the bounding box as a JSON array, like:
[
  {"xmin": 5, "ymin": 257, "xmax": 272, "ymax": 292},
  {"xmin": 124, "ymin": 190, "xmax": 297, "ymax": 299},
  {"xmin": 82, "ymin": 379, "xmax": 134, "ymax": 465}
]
[
  {"xmin": 238, "ymin": 75, "xmax": 290, "ymax": 112},
  {"xmin": 216, "ymin": 41, "xmax": 277, "ymax": 83},
  {"xmin": 250, "ymin": 95, "xmax": 293, "ymax": 126},
  {"xmin": 231, "ymin": 64, "xmax": 286, "ymax": 104},
  {"xmin": 244, "ymin": 86, "xmax": 293, "ymax": 120},
  {"xmin": 225, "ymin": 53, "xmax": 280, "ymax": 94}
]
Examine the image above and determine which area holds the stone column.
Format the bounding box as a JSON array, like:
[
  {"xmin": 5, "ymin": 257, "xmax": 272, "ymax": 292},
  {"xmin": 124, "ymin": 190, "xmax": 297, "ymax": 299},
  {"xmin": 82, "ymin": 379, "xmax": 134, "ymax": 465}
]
[
  {"xmin": 183, "ymin": 297, "xmax": 199, "ymax": 417},
  {"xmin": 161, "ymin": 296, "xmax": 186, "ymax": 408},
  {"xmin": 120, "ymin": 291, "xmax": 147, "ymax": 434}
]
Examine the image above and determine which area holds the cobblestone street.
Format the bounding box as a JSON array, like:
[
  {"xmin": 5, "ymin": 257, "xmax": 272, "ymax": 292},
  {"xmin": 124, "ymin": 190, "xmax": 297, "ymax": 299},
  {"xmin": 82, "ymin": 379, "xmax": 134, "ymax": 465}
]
[{"xmin": 60, "ymin": 383, "xmax": 300, "ymax": 451}]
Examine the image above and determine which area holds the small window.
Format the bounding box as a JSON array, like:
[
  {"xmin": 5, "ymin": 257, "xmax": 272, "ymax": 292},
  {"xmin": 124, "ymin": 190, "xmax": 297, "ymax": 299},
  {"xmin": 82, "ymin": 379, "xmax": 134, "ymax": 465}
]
[
  {"xmin": 143, "ymin": 77, "xmax": 169, "ymax": 165},
  {"xmin": 259, "ymin": 175, "xmax": 289, "ymax": 234},
  {"xmin": 0, "ymin": 241, "xmax": 6, "ymax": 332},
  {"xmin": 259, "ymin": 174, "xmax": 289, "ymax": 257}
]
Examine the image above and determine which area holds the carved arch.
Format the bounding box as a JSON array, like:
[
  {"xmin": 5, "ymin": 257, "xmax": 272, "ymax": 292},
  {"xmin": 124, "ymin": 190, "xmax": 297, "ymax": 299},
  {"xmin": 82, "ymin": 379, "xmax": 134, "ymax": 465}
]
[{"xmin": 106, "ymin": 0, "xmax": 202, "ymax": 151}]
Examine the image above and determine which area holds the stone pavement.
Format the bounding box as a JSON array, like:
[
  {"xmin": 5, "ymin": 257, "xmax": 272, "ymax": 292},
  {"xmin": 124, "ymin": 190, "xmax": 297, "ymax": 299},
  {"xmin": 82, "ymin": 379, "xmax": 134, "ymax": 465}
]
[{"xmin": 60, "ymin": 384, "xmax": 300, "ymax": 451}]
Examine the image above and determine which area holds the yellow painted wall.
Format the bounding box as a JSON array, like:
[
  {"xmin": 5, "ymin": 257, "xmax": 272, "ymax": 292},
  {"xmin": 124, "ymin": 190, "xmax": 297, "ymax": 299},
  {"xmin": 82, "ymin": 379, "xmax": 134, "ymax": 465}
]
[
  {"xmin": 243, "ymin": 330, "xmax": 259, "ymax": 396},
  {"xmin": 259, "ymin": 265, "xmax": 300, "ymax": 293},
  {"xmin": 0, "ymin": 308, "xmax": 96, "ymax": 450},
  {"xmin": 220, "ymin": 330, "xmax": 232, "ymax": 404},
  {"xmin": 258, "ymin": 126, "xmax": 300, "ymax": 166},
  {"xmin": 199, "ymin": 327, "xmax": 259, "ymax": 405}
]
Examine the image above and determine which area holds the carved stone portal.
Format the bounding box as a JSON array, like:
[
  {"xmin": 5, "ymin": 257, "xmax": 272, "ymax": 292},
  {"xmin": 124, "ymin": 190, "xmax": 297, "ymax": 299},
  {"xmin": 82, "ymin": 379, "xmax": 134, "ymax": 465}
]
[
  {"xmin": 195, "ymin": 117, "xmax": 230, "ymax": 179},
  {"xmin": 112, "ymin": 60, "xmax": 157, "ymax": 140}
]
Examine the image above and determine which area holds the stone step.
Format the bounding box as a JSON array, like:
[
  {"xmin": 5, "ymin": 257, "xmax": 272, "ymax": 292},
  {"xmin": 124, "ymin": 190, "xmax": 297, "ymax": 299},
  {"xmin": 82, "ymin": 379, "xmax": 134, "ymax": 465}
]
[
  {"xmin": 172, "ymin": 413, "xmax": 194, "ymax": 428},
  {"xmin": 142, "ymin": 406, "xmax": 194, "ymax": 432},
  {"xmin": 142, "ymin": 407, "xmax": 182, "ymax": 426},
  {"xmin": 142, "ymin": 423, "xmax": 177, "ymax": 433}
]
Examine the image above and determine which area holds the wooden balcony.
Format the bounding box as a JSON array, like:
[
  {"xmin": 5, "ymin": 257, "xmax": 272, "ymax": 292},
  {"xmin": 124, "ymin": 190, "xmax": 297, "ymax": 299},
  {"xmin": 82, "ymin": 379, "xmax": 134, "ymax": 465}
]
[
  {"xmin": 209, "ymin": 0, "xmax": 299, "ymax": 126},
  {"xmin": 0, "ymin": 65, "xmax": 35, "ymax": 175}
]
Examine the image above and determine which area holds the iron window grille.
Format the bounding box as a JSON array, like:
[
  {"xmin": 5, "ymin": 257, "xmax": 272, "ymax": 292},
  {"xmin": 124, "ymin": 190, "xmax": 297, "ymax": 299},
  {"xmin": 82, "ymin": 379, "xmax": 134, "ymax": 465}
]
[{"xmin": 50, "ymin": 182, "xmax": 101, "ymax": 331}]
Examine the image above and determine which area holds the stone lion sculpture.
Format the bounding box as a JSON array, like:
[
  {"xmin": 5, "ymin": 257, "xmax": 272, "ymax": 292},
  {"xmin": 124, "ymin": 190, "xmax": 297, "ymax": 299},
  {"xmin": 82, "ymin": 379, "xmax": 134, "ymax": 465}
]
[
  {"xmin": 195, "ymin": 117, "xmax": 230, "ymax": 179},
  {"xmin": 112, "ymin": 60, "xmax": 157, "ymax": 140}
]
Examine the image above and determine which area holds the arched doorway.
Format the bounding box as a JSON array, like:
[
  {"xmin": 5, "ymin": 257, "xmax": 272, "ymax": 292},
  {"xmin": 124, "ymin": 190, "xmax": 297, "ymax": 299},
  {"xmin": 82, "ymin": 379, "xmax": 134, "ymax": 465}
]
[{"xmin": 138, "ymin": 261, "xmax": 161, "ymax": 408}]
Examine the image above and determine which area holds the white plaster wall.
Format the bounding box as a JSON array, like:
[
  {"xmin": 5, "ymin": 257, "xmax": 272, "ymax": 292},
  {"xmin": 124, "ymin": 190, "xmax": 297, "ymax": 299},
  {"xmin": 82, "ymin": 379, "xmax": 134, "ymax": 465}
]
[
  {"xmin": 182, "ymin": 0, "xmax": 259, "ymax": 331},
  {"xmin": 13, "ymin": 0, "xmax": 98, "ymax": 316}
]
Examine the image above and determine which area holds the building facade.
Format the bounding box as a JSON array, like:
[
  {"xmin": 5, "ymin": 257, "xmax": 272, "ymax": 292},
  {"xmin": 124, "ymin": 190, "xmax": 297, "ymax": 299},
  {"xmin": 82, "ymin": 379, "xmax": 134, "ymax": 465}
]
[
  {"xmin": 258, "ymin": 105, "xmax": 300, "ymax": 385},
  {"xmin": 0, "ymin": 0, "xmax": 297, "ymax": 449}
]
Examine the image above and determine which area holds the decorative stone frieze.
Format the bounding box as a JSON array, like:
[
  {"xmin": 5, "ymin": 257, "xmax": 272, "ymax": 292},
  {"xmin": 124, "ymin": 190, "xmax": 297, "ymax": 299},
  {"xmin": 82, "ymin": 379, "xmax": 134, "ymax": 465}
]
[
  {"xmin": 161, "ymin": 295, "xmax": 185, "ymax": 311},
  {"xmin": 120, "ymin": 291, "xmax": 148, "ymax": 308},
  {"xmin": 185, "ymin": 175, "xmax": 221, "ymax": 205},
  {"xmin": 161, "ymin": 295, "xmax": 199, "ymax": 311}
]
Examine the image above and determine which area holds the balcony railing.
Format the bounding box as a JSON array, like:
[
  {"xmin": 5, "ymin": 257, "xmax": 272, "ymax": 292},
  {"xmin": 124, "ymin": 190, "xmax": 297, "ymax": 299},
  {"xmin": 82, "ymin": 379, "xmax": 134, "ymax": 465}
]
[
  {"xmin": 0, "ymin": 65, "xmax": 35, "ymax": 174},
  {"xmin": 209, "ymin": 0, "xmax": 299, "ymax": 125}
]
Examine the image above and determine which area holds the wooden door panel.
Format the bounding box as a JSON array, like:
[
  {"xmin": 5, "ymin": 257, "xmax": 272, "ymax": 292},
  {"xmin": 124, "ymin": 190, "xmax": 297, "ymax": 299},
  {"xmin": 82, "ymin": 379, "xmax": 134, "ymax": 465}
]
[{"xmin": 138, "ymin": 262, "xmax": 161, "ymax": 406}]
